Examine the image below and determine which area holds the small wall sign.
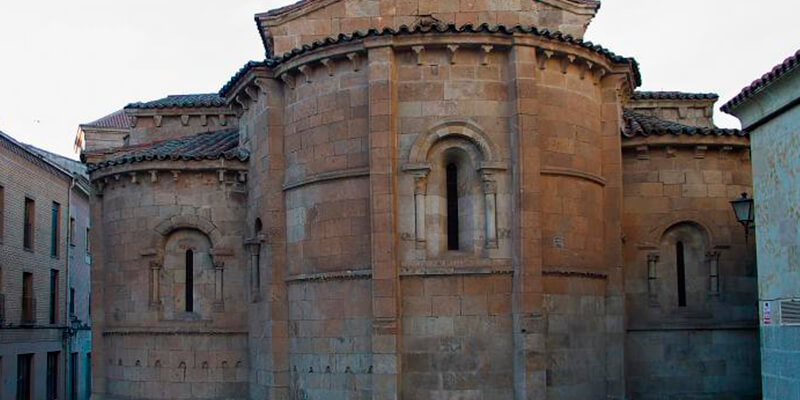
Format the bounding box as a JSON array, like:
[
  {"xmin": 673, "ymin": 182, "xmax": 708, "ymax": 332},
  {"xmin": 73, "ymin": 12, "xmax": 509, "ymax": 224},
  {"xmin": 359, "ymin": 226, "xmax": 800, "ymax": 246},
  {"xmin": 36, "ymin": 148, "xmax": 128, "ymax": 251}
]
[{"xmin": 763, "ymin": 302, "xmax": 772, "ymax": 325}]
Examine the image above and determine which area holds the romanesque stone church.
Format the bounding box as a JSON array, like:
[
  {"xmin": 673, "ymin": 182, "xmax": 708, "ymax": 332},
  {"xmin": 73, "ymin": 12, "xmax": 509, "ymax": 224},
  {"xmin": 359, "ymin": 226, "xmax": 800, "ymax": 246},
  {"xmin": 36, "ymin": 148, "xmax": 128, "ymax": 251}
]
[{"xmin": 79, "ymin": 1, "xmax": 761, "ymax": 399}]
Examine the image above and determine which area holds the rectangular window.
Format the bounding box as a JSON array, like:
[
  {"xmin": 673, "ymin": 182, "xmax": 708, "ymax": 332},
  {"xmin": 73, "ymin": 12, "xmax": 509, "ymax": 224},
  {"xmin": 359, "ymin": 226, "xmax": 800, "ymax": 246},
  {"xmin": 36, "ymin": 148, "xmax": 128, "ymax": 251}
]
[
  {"xmin": 21, "ymin": 272, "xmax": 34, "ymax": 324},
  {"xmin": 23, "ymin": 198, "xmax": 34, "ymax": 250},
  {"xmin": 16, "ymin": 353, "xmax": 32, "ymax": 400},
  {"xmin": 51, "ymin": 202, "xmax": 60, "ymax": 258},
  {"xmin": 69, "ymin": 288, "xmax": 75, "ymax": 318},
  {"xmin": 47, "ymin": 352, "xmax": 59, "ymax": 400},
  {"xmin": 50, "ymin": 270, "xmax": 59, "ymax": 324},
  {"xmin": 69, "ymin": 218, "xmax": 75, "ymax": 247},
  {"xmin": 70, "ymin": 353, "xmax": 78, "ymax": 400}
]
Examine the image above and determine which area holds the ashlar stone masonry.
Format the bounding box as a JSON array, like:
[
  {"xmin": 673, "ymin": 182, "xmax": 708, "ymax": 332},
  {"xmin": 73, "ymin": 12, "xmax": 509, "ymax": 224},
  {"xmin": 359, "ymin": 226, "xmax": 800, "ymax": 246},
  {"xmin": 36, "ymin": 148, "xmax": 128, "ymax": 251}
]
[{"xmin": 80, "ymin": 1, "xmax": 761, "ymax": 399}]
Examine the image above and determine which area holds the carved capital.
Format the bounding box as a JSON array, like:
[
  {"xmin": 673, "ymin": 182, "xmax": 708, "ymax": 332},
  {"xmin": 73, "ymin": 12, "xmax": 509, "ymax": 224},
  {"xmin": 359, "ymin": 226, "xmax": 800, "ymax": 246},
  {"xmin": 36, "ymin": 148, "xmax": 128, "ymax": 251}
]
[
  {"xmin": 149, "ymin": 261, "xmax": 162, "ymax": 270},
  {"xmin": 481, "ymin": 178, "xmax": 497, "ymax": 194},
  {"xmin": 647, "ymin": 253, "xmax": 660, "ymax": 263},
  {"xmin": 414, "ymin": 175, "xmax": 427, "ymax": 195}
]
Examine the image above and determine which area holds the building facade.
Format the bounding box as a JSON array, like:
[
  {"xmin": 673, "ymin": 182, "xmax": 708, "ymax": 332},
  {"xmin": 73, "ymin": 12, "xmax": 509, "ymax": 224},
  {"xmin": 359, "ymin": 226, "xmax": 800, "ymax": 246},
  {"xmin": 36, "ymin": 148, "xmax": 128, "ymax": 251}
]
[
  {"xmin": 723, "ymin": 49, "xmax": 800, "ymax": 400},
  {"xmin": 80, "ymin": 1, "xmax": 760, "ymax": 399},
  {"xmin": 0, "ymin": 131, "xmax": 92, "ymax": 400}
]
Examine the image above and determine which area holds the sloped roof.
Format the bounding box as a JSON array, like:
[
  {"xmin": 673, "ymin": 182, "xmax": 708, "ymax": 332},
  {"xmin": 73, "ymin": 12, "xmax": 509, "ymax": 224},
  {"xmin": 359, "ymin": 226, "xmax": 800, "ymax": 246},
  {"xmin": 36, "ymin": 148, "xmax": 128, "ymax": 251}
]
[
  {"xmin": 24, "ymin": 144, "xmax": 87, "ymax": 177},
  {"xmin": 219, "ymin": 61, "xmax": 268, "ymax": 97},
  {"xmin": 80, "ymin": 109, "xmax": 131, "ymax": 130},
  {"xmin": 632, "ymin": 91, "xmax": 718, "ymax": 101},
  {"xmin": 621, "ymin": 110, "xmax": 744, "ymax": 138},
  {"xmin": 86, "ymin": 129, "xmax": 249, "ymax": 172},
  {"xmin": 220, "ymin": 23, "xmax": 640, "ymax": 96},
  {"xmin": 722, "ymin": 49, "xmax": 800, "ymax": 112},
  {"xmin": 125, "ymin": 93, "xmax": 228, "ymax": 110}
]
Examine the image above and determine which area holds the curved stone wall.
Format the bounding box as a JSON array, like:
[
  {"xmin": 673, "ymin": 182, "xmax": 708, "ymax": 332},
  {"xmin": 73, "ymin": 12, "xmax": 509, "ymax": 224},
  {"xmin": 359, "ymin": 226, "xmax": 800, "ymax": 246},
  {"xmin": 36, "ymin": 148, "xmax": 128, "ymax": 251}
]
[{"xmin": 94, "ymin": 167, "xmax": 249, "ymax": 399}]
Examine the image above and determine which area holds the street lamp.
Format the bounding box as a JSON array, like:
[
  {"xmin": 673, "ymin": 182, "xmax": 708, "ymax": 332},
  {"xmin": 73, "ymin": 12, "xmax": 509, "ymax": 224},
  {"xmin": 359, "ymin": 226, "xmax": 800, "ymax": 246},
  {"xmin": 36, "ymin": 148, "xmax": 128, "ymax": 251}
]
[{"xmin": 730, "ymin": 192, "xmax": 755, "ymax": 242}]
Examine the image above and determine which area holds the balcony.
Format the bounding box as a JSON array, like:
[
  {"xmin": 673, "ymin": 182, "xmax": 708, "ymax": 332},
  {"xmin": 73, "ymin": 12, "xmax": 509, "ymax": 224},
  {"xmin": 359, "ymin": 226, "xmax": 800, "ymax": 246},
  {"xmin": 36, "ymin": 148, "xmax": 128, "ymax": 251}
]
[{"xmin": 21, "ymin": 297, "xmax": 36, "ymax": 325}]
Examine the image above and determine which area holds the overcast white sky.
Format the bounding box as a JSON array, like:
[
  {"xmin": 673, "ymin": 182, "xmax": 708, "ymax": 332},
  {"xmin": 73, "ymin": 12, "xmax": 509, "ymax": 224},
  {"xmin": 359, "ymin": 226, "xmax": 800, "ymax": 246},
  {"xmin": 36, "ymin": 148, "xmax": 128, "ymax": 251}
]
[{"xmin": 1, "ymin": 0, "xmax": 798, "ymax": 159}]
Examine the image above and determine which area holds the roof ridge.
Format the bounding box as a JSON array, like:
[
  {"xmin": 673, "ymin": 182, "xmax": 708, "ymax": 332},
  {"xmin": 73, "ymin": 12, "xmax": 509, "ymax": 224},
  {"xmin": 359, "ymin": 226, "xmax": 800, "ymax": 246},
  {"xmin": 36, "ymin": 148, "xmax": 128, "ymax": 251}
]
[
  {"xmin": 632, "ymin": 91, "xmax": 719, "ymax": 100},
  {"xmin": 621, "ymin": 109, "xmax": 744, "ymax": 138}
]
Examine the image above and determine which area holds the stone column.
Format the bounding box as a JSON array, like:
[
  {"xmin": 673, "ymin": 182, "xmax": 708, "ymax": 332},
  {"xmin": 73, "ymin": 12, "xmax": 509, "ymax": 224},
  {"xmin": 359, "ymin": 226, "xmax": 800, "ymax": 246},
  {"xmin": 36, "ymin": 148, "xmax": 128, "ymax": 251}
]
[
  {"xmin": 149, "ymin": 261, "xmax": 162, "ymax": 307},
  {"xmin": 600, "ymin": 73, "xmax": 630, "ymax": 400},
  {"xmin": 414, "ymin": 174, "xmax": 427, "ymax": 248},
  {"xmin": 508, "ymin": 42, "xmax": 546, "ymax": 400},
  {"xmin": 647, "ymin": 253, "xmax": 659, "ymax": 306},
  {"xmin": 366, "ymin": 42, "xmax": 400, "ymax": 400},
  {"xmin": 707, "ymin": 251, "xmax": 720, "ymax": 295},
  {"xmin": 246, "ymin": 240, "xmax": 262, "ymax": 302},
  {"xmin": 482, "ymin": 175, "xmax": 498, "ymax": 248},
  {"xmin": 213, "ymin": 262, "xmax": 225, "ymax": 310}
]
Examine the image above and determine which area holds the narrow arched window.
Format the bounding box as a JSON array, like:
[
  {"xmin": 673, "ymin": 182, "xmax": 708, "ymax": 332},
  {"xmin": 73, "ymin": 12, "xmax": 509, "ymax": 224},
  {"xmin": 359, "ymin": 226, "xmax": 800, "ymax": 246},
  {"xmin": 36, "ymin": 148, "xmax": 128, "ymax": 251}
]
[
  {"xmin": 255, "ymin": 218, "xmax": 263, "ymax": 236},
  {"xmin": 446, "ymin": 163, "xmax": 459, "ymax": 250},
  {"xmin": 676, "ymin": 241, "xmax": 686, "ymax": 307},
  {"xmin": 185, "ymin": 249, "xmax": 194, "ymax": 312}
]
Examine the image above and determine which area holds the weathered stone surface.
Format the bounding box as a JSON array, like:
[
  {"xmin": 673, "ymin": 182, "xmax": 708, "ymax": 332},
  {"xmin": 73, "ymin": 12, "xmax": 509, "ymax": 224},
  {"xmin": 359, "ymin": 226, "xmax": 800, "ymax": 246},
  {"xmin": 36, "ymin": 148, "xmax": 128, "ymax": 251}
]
[{"xmin": 81, "ymin": 2, "xmax": 760, "ymax": 400}]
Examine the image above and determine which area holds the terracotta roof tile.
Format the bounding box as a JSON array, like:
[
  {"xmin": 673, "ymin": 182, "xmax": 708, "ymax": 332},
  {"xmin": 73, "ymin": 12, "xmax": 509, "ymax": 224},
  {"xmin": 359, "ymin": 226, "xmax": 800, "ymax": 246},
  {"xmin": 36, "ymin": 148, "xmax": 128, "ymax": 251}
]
[
  {"xmin": 220, "ymin": 23, "xmax": 640, "ymax": 96},
  {"xmin": 722, "ymin": 49, "xmax": 800, "ymax": 113},
  {"xmin": 86, "ymin": 129, "xmax": 248, "ymax": 172},
  {"xmin": 219, "ymin": 61, "xmax": 268, "ymax": 97},
  {"xmin": 126, "ymin": 93, "xmax": 227, "ymax": 110},
  {"xmin": 81, "ymin": 109, "xmax": 131, "ymax": 129},
  {"xmin": 632, "ymin": 91, "xmax": 718, "ymax": 101},
  {"xmin": 621, "ymin": 110, "xmax": 744, "ymax": 138}
]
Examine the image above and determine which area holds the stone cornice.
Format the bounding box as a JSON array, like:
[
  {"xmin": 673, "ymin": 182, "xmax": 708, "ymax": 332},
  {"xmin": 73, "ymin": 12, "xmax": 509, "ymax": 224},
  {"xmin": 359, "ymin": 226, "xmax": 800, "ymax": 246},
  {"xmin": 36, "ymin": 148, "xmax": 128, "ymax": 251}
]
[
  {"xmin": 221, "ymin": 23, "xmax": 641, "ymax": 100},
  {"xmin": 89, "ymin": 159, "xmax": 248, "ymax": 183},
  {"xmin": 621, "ymin": 135, "xmax": 749, "ymax": 150}
]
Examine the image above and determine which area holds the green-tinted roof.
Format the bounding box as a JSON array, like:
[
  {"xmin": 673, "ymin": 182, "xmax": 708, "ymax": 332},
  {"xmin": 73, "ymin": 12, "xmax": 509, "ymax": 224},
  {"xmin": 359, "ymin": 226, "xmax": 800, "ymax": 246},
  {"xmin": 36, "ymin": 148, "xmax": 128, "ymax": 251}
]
[{"xmin": 126, "ymin": 93, "xmax": 227, "ymax": 110}]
